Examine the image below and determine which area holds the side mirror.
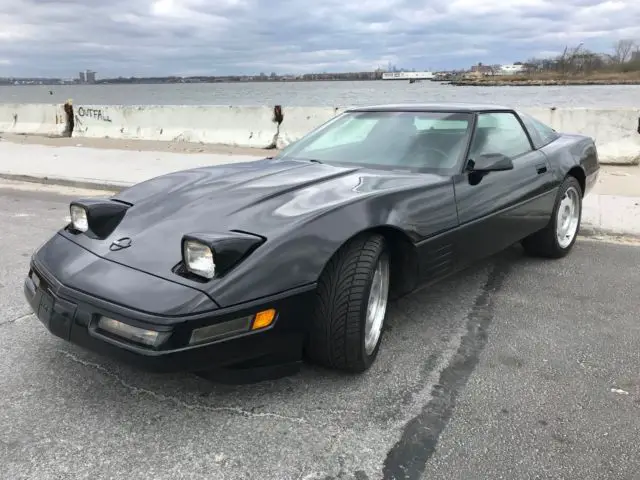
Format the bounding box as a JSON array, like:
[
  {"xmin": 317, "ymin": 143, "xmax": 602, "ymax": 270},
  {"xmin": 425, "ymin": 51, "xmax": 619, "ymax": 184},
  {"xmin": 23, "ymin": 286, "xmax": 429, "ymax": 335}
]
[{"xmin": 468, "ymin": 153, "xmax": 514, "ymax": 172}]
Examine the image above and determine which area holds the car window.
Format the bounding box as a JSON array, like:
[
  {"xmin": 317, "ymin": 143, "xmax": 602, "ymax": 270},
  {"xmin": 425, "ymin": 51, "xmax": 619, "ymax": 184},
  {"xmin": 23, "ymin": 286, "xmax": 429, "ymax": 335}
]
[
  {"xmin": 276, "ymin": 111, "xmax": 474, "ymax": 173},
  {"xmin": 414, "ymin": 118, "xmax": 469, "ymax": 131},
  {"xmin": 302, "ymin": 116, "xmax": 379, "ymax": 151},
  {"xmin": 468, "ymin": 112, "xmax": 533, "ymax": 160},
  {"xmin": 517, "ymin": 111, "xmax": 560, "ymax": 148}
]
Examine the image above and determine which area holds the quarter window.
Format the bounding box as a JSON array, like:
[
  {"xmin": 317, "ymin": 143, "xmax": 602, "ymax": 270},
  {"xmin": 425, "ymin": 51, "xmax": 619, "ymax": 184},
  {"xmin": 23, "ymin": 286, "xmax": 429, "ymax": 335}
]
[
  {"xmin": 468, "ymin": 112, "xmax": 533, "ymax": 160},
  {"xmin": 517, "ymin": 111, "xmax": 560, "ymax": 148}
]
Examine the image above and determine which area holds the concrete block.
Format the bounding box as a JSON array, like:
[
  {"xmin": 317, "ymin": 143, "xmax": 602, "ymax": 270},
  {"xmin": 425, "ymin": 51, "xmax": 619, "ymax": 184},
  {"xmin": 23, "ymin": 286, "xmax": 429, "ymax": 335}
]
[
  {"xmin": 523, "ymin": 107, "xmax": 640, "ymax": 166},
  {"xmin": 582, "ymin": 193, "xmax": 640, "ymax": 236},
  {"xmin": 0, "ymin": 103, "xmax": 63, "ymax": 136},
  {"xmin": 72, "ymin": 104, "xmax": 279, "ymax": 149}
]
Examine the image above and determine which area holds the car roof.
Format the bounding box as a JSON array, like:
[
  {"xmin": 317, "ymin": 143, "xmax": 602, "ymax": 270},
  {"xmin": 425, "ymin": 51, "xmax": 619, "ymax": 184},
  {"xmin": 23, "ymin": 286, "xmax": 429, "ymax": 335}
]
[{"xmin": 345, "ymin": 103, "xmax": 514, "ymax": 113}]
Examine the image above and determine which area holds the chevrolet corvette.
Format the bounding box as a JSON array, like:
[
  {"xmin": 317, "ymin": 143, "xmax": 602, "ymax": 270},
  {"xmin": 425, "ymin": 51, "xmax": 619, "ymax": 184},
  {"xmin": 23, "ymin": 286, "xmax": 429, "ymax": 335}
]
[{"xmin": 24, "ymin": 103, "xmax": 600, "ymax": 377}]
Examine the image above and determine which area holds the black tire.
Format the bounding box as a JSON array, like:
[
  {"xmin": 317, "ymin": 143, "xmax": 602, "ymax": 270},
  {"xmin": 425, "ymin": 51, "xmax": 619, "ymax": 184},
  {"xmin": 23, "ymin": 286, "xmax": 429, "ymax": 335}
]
[
  {"xmin": 521, "ymin": 175, "xmax": 583, "ymax": 258},
  {"xmin": 305, "ymin": 233, "xmax": 390, "ymax": 373}
]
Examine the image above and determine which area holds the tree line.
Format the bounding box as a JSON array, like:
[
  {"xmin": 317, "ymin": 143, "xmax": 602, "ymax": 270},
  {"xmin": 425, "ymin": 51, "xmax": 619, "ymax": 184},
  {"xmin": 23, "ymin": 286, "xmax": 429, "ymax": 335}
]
[{"xmin": 524, "ymin": 39, "xmax": 640, "ymax": 75}]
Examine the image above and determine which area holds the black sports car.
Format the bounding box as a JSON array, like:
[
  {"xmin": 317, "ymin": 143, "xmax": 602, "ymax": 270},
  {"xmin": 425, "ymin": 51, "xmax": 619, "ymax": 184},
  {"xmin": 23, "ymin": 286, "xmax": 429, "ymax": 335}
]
[{"xmin": 24, "ymin": 103, "xmax": 599, "ymax": 377}]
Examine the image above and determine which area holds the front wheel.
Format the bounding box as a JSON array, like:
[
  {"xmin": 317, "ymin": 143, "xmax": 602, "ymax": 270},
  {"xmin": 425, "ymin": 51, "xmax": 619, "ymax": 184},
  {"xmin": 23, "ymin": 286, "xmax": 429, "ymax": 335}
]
[
  {"xmin": 305, "ymin": 233, "xmax": 390, "ymax": 373},
  {"xmin": 521, "ymin": 175, "xmax": 583, "ymax": 258}
]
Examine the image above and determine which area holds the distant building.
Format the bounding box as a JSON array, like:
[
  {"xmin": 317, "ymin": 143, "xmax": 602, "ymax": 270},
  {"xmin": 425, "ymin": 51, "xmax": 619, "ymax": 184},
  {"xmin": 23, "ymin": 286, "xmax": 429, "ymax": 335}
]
[
  {"xmin": 78, "ymin": 70, "xmax": 96, "ymax": 83},
  {"xmin": 632, "ymin": 51, "xmax": 640, "ymax": 62},
  {"xmin": 470, "ymin": 63, "xmax": 493, "ymax": 75},
  {"xmin": 381, "ymin": 71, "xmax": 434, "ymax": 80},
  {"xmin": 497, "ymin": 64, "xmax": 525, "ymax": 75}
]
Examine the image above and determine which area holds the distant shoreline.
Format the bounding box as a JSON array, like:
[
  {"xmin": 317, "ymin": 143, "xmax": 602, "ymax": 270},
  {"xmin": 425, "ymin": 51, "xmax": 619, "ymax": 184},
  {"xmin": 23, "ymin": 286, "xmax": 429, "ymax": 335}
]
[
  {"xmin": 447, "ymin": 72, "xmax": 640, "ymax": 87},
  {"xmin": 3, "ymin": 74, "xmax": 640, "ymax": 87},
  {"xmin": 449, "ymin": 79, "xmax": 640, "ymax": 86}
]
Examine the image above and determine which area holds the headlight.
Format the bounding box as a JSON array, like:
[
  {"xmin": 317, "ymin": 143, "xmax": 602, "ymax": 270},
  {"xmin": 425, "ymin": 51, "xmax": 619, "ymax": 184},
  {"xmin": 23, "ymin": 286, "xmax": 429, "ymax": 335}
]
[
  {"xmin": 179, "ymin": 231, "xmax": 265, "ymax": 281},
  {"xmin": 70, "ymin": 204, "xmax": 88, "ymax": 232},
  {"xmin": 67, "ymin": 199, "xmax": 130, "ymax": 238},
  {"xmin": 183, "ymin": 240, "xmax": 216, "ymax": 279}
]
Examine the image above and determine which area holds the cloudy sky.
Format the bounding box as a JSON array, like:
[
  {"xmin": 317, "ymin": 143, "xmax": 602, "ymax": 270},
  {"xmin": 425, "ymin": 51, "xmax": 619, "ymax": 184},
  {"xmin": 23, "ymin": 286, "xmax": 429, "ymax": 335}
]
[{"xmin": 1, "ymin": 0, "xmax": 639, "ymax": 78}]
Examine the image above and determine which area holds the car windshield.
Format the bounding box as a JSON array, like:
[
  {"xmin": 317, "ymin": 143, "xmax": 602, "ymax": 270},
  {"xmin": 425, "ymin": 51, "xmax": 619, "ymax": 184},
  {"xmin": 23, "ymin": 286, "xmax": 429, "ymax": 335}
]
[{"xmin": 276, "ymin": 110, "xmax": 474, "ymax": 173}]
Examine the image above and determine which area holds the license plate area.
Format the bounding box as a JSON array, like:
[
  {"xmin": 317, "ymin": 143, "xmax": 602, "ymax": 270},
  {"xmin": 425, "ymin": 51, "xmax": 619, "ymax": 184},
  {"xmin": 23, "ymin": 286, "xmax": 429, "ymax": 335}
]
[
  {"xmin": 31, "ymin": 270, "xmax": 41, "ymax": 289},
  {"xmin": 38, "ymin": 289, "xmax": 54, "ymax": 327},
  {"xmin": 32, "ymin": 269, "xmax": 76, "ymax": 340}
]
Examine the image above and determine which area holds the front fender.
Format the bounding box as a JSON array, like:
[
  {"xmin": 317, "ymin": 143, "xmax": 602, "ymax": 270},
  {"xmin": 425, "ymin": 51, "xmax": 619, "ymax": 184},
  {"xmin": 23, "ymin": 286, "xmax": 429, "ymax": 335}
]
[{"xmin": 206, "ymin": 182, "xmax": 458, "ymax": 307}]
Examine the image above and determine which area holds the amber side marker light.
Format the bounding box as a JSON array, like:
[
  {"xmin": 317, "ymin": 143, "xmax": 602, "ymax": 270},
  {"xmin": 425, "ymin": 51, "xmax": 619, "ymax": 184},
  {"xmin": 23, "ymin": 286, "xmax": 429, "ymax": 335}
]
[{"xmin": 252, "ymin": 308, "xmax": 276, "ymax": 330}]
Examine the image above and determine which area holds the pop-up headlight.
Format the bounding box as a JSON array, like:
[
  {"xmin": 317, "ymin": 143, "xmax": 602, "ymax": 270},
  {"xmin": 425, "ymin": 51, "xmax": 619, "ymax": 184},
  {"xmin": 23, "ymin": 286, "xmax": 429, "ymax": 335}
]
[
  {"xmin": 68, "ymin": 198, "xmax": 131, "ymax": 238},
  {"xmin": 70, "ymin": 204, "xmax": 89, "ymax": 232},
  {"xmin": 183, "ymin": 240, "xmax": 216, "ymax": 279},
  {"xmin": 180, "ymin": 231, "xmax": 265, "ymax": 280}
]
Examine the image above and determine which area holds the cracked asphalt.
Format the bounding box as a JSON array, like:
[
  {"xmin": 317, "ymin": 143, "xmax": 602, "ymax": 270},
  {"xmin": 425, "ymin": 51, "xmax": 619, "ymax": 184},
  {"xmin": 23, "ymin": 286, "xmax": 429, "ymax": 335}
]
[{"xmin": 1, "ymin": 179, "xmax": 639, "ymax": 480}]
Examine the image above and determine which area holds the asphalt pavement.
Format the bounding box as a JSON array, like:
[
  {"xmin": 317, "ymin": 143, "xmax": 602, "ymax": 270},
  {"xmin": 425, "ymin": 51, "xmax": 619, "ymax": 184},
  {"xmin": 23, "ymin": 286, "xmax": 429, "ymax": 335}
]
[{"xmin": 1, "ymin": 180, "xmax": 639, "ymax": 480}]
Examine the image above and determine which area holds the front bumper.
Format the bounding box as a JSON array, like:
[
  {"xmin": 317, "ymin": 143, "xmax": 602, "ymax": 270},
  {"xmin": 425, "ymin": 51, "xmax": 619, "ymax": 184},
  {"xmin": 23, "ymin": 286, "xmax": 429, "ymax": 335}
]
[{"xmin": 24, "ymin": 257, "xmax": 316, "ymax": 373}]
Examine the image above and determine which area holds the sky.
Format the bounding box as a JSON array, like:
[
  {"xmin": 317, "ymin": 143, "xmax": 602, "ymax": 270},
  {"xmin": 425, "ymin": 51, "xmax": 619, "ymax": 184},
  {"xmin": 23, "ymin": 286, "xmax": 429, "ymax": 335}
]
[{"xmin": 1, "ymin": 0, "xmax": 639, "ymax": 78}]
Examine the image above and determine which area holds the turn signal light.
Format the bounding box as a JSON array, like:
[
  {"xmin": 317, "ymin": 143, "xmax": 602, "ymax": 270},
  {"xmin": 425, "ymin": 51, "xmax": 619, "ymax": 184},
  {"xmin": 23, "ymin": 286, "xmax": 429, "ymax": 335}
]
[{"xmin": 252, "ymin": 309, "xmax": 276, "ymax": 330}]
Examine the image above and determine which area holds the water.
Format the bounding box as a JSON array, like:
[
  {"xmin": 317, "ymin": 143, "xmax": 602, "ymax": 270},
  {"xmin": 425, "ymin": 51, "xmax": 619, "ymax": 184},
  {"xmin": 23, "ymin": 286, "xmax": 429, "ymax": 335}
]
[{"xmin": 1, "ymin": 81, "xmax": 639, "ymax": 108}]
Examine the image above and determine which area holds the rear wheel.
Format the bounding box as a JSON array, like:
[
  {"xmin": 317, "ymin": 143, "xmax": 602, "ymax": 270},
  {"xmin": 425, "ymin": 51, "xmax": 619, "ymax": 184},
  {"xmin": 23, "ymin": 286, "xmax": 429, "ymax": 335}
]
[
  {"xmin": 306, "ymin": 233, "xmax": 390, "ymax": 373},
  {"xmin": 521, "ymin": 175, "xmax": 582, "ymax": 258}
]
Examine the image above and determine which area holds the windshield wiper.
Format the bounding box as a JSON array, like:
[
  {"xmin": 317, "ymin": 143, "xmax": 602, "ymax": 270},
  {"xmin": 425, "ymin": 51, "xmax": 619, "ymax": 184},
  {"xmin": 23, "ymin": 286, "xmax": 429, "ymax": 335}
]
[{"xmin": 279, "ymin": 156, "xmax": 323, "ymax": 164}]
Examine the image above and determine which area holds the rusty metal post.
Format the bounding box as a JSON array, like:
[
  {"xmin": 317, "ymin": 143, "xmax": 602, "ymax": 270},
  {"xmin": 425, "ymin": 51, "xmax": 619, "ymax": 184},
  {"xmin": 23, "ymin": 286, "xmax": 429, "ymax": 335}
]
[
  {"xmin": 266, "ymin": 105, "xmax": 284, "ymax": 149},
  {"xmin": 62, "ymin": 100, "xmax": 74, "ymax": 137}
]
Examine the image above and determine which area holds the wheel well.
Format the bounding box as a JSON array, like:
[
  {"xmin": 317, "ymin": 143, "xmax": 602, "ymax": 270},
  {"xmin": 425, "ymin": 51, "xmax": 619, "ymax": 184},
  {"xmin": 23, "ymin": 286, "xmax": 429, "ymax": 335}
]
[
  {"xmin": 567, "ymin": 166, "xmax": 586, "ymax": 196},
  {"xmin": 343, "ymin": 226, "xmax": 419, "ymax": 299}
]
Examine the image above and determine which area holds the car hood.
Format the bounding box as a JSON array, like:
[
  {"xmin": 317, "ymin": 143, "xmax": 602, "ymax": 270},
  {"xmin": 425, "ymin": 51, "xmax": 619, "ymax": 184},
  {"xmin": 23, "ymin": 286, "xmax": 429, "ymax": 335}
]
[{"xmin": 60, "ymin": 158, "xmax": 449, "ymax": 288}]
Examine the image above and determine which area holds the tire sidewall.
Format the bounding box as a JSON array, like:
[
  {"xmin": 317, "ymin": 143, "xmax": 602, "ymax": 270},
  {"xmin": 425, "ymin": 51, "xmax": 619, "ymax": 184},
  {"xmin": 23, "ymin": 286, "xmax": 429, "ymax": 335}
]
[
  {"xmin": 551, "ymin": 177, "xmax": 583, "ymax": 253},
  {"xmin": 358, "ymin": 244, "xmax": 390, "ymax": 370}
]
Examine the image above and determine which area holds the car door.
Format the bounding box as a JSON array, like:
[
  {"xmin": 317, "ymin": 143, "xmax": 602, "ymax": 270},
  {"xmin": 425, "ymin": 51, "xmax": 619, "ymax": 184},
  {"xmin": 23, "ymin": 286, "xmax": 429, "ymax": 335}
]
[{"xmin": 452, "ymin": 111, "xmax": 557, "ymax": 267}]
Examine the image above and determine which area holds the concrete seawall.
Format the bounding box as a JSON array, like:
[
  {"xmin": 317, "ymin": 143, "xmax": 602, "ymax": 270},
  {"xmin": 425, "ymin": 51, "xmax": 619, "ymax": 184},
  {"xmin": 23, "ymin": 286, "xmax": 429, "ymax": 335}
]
[{"xmin": 1, "ymin": 103, "xmax": 638, "ymax": 164}]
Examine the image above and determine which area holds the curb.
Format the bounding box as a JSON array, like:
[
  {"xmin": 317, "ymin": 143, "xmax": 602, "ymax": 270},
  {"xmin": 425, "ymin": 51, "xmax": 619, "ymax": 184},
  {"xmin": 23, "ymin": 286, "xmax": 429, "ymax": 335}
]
[
  {"xmin": 599, "ymin": 160, "xmax": 640, "ymax": 167},
  {"xmin": 0, "ymin": 173, "xmax": 127, "ymax": 193},
  {"xmin": 579, "ymin": 224, "xmax": 640, "ymax": 241}
]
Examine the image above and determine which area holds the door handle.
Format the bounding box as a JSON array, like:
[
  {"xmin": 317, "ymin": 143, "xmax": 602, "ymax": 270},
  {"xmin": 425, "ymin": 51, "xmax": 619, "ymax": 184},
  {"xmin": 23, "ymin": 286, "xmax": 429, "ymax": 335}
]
[{"xmin": 535, "ymin": 163, "xmax": 547, "ymax": 174}]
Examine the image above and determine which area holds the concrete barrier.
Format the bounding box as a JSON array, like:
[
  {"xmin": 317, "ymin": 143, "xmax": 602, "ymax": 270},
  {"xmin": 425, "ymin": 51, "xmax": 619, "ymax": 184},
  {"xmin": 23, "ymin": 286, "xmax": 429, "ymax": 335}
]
[
  {"xmin": 523, "ymin": 107, "xmax": 640, "ymax": 165},
  {"xmin": 0, "ymin": 103, "xmax": 288, "ymax": 148},
  {"xmin": 0, "ymin": 103, "xmax": 63, "ymax": 135},
  {"xmin": 0, "ymin": 103, "xmax": 638, "ymax": 165}
]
